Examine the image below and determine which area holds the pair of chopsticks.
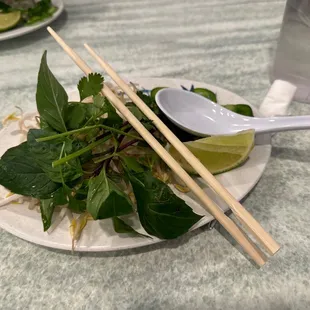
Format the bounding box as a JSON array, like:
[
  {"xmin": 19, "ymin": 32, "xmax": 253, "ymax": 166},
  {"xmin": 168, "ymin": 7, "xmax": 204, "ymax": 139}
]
[{"xmin": 47, "ymin": 27, "xmax": 280, "ymax": 266}]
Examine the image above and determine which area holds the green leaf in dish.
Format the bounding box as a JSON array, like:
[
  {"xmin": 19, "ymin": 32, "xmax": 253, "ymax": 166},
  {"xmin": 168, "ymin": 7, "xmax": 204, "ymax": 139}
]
[
  {"xmin": 127, "ymin": 103, "xmax": 144, "ymax": 121},
  {"xmin": 192, "ymin": 87, "xmax": 217, "ymax": 102},
  {"xmin": 112, "ymin": 217, "xmax": 151, "ymax": 239},
  {"xmin": 128, "ymin": 169, "xmax": 203, "ymax": 239},
  {"xmin": 26, "ymin": 0, "xmax": 57, "ymax": 25},
  {"xmin": 223, "ymin": 104, "xmax": 254, "ymax": 117},
  {"xmin": 68, "ymin": 196, "xmax": 86, "ymax": 213},
  {"xmin": 78, "ymin": 73, "xmax": 104, "ymax": 101},
  {"xmin": 150, "ymin": 87, "xmax": 166, "ymax": 101},
  {"xmin": 86, "ymin": 168, "xmax": 134, "ymax": 220},
  {"xmin": 40, "ymin": 186, "xmax": 67, "ymax": 231},
  {"xmin": 66, "ymin": 103, "xmax": 87, "ymax": 130},
  {"xmin": 101, "ymin": 98, "xmax": 123, "ymax": 127},
  {"xmin": 36, "ymin": 51, "xmax": 68, "ymax": 133},
  {"xmin": 0, "ymin": 142, "xmax": 60, "ymax": 199},
  {"xmin": 27, "ymin": 129, "xmax": 83, "ymax": 183},
  {"xmin": 136, "ymin": 90, "xmax": 160, "ymax": 115},
  {"xmin": 120, "ymin": 156, "xmax": 145, "ymax": 173}
]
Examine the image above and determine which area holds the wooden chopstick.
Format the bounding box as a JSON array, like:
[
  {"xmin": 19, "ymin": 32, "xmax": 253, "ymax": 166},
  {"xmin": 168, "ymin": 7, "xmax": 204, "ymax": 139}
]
[
  {"xmin": 47, "ymin": 26, "xmax": 267, "ymax": 266},
  {"xmin": 83, "ymin": 44, "xmax": 280, "ymax": 256}
]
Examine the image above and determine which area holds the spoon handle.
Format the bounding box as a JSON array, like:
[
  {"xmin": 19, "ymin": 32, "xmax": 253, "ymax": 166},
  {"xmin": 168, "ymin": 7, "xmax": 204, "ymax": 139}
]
[{"xmin": 254, "ymin": 115, "xmax": 310, "ymax": 133}]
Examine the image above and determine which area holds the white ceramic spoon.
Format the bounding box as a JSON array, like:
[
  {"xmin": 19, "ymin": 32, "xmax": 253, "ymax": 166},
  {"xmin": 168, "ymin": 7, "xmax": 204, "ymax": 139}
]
[{"xmin": 155, "ymin": 84, "xmax": 304, "ymax": 136}]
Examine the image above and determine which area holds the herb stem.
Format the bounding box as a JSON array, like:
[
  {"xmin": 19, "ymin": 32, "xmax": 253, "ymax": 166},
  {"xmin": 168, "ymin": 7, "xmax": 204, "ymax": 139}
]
[
  {"xmin": 36, "ymin": 125, "xmax": 142, "ymax": 142},
  {"xmin": 52, "ymin": 135, "xmax": 112, "ymax": 168},
  {"xmin": 94, "ymin": 123, "xmax": 131, "ymax": 141}
]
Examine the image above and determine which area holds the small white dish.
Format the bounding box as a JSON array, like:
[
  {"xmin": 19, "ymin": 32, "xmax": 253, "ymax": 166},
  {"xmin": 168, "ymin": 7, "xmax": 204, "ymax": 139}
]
[
  {"xmin": 0, "ymin": 0, "xmax": 64, "ymax": 42},
  {"xmin": 0, "ymin": 77, "xmax": 272, "ymax": 252}
]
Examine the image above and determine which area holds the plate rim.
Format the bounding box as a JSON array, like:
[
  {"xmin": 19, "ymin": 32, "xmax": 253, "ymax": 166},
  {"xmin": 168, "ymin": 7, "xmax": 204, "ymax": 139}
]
[{"xmin": 0, "ymin": 77, "xmax": 272, "ymax": 252}]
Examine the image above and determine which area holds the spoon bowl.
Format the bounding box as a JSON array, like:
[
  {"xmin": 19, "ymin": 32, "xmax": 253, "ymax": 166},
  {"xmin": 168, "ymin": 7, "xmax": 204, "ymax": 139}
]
[{"xmin": 155, "ymin": 88, "xmax": 310, "ymax": 136}]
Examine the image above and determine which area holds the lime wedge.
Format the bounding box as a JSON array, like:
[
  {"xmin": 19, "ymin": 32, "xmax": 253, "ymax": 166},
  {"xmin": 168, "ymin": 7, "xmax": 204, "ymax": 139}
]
[
  {"xmin": 0, "ymin": 11, "xmax": 21, "ymax": 32},
  {"xmin": 169, "ymin": 129, "xmax": 255, "ymax": 175}
]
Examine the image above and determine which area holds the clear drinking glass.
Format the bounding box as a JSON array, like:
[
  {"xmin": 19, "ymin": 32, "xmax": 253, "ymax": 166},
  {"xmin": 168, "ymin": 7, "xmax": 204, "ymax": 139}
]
[{"xmin": 271, "ymin": 0, "xmax": 310, "ymax": 103}]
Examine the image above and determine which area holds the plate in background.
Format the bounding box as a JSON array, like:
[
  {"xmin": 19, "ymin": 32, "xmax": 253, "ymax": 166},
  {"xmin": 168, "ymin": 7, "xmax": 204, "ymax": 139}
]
[{"xmin": 0, "ymin": 0, "xmax": 64, "ymax": 42}]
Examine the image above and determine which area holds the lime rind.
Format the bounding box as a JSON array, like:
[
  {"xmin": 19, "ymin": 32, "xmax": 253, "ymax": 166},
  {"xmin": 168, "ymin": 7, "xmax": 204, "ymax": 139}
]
[
  {"xmin": 169, "ymin": 129, "xmax": 255, "ymax": 175},
  {"xmin": 0, "ymin": 11, "xmax": 21, "ymax": 32}
]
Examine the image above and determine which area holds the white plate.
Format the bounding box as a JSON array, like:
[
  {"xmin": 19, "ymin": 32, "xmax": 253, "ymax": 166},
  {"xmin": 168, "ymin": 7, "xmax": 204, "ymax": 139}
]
[
  {"xmin": 0, "ymin": 77, "xmax": 271, "ymax": 251},
  {"xmin": 0, "ymin": 0, "xmax": 64, "ymax": 42}
]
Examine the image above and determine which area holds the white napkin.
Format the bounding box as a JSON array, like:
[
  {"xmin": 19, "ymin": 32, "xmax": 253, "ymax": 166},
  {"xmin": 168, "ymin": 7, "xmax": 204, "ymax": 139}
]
[{"xmin": 259, "ymin": 80, "xmax": 297, "ymax": 117}]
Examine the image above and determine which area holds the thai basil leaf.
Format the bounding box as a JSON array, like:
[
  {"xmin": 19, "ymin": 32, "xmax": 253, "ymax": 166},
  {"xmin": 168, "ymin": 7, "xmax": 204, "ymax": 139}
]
[
  {"xmin": 66, "ymin": 103, "xmax": 87, "ymax": 130},
  {"xmin": 136, "ymin": 90, "xmax": 160, "ymax": 115},
  {"xmin": 128, "ymin": 170, "xmax": 203, "ymax": 239},
  {"xmin": 36, "ymin": 51, "xmax": 68, "ymax": 133},
  {"xmin": 127, "ymin": 104, "xmax": 145, "ymax": 121},
  {"xmin": 102, "ymin": 99, "xmax": 123, "ymax": 127},
  {"xmin": 87, "ymin": 168, "xmax": 133, "ymax": 220},
  {"xmin": 223, "ymin": 104, "xmax": 254, "ymax": 117},
  {"xmin": 40, "ymin": 199, "xmax": 55, "ymax": 231},
  {"xmin": 150, "ymin": 87, "xmax": 166, "ymax": 102},
  {"xmin": 27, "ymin": 129, "xmax": 83, "ymax": 183},
  {"xmin": 78, "ymin": 73, "xmax": 104, "ymax": 100},
  {"xmin": 39, "ymin": 117, "xmax": 54, "ymax": 131},
  {"xmin": 0, "ymin": 142, "xmax": 60, "ymax": 198},
  {"xmin": 120, "ymin": 156, "xmax": 145, "ymax": 173},
  {"xmin": 112, "ymin": 217, "xmax": 151, "ymax": 239},
  {"xmin": 40, "ymin": 186, "xmax": 67, "ymax": 231},
  {"xmin": 68, "ymin": 196, "xmax": 86, "ymax": 213},
  {"xmin": 193, "ymin": 88, "xmax": 217, "ymax": 102}
]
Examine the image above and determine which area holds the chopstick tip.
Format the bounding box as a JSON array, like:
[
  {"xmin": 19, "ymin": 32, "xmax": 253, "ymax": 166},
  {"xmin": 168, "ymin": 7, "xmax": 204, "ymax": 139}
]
[
  {"xmin": 84, "ymin": 43, "xmax": 91, "ymax": 51},
  {"xmin": 47, "ymin": 26, "xmax": 54, "ymax": 34}
]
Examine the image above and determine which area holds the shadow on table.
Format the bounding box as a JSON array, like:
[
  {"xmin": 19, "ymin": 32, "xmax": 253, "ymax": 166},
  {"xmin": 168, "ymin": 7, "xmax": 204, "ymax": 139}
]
[
  {"xmin": 0, "ymin": 10, "xmax": 68, "ymax": 52},
  {"xmin": 41, "ymin": 223, "xmax": 215, "ymax": 258}
]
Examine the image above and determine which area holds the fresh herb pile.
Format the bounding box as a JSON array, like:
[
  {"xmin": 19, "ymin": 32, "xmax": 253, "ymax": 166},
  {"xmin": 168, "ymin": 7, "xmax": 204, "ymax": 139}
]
[
  {"xmin": 0, "ymin": 51, "xmax": 207, "ymax": 242},
  {"xmin": 0, "ymin": 51, "xmax": 255, "ymax": 244},
  {"xmin": 0, "ymin": 0, "xmax": 57, "ymax": 27}
]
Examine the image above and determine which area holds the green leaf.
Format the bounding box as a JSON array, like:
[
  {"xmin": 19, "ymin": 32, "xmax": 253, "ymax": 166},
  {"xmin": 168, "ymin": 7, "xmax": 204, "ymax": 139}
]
[
  {"xmin": 93, "ymin": 94, "xmax": 105, "ymax": 109},
  {"xmin": 102, "ymin": 99, "xmax": 123, "ymax": 127},
  {"xmin": 150, "ymin": 87, "xmax": 166, "ymax": 101},
  {"xmin": 136, "ymin": 91, "xmax": 160, "ymax": 115},
  {"xmin": 66, "ymin": 103, "xmax": 87, "ymax": 130},
  {"xmin": 36, "ymin": 51, "xmax": 68, "ymax": 133},
  {"xmin": 74, "ymin": 181, "xmax": 88, "ymax": 200},
  {"xmin": 27, "ymin": 129, "xmax": 83, "ymax": 183},
  {"xmin": 26, "ymin": 0, "xmax": 57, "ymax": 25},
  {"xmin": 39, "ymin": 117, "xmax": 54, "ymax": 131},
  {"xmin": 84, "ymin": 95, "xmax": 108, "ymax": 123},
  {"xmin": 0, "ymin": 1, "xmax": 11, "ymax": 12},
  {"xmin": 40, "ymin": 199, "xmax": 55, "ymax": 231},
  {"xmin": 127, "ymin": 104, "xmax": 144, "ymax": 121},
  {"xmin": 78, "ymin": 73, "xmax": 104, "ymax": 101},
  {"xmin": 68, "ymin": 197, "xmax": 86, "ymax": 213},
  {"xmin": 120, "ymin": 156, "xmax": 145, "ymax": 173},
  {"xmin": 0, "ymin": 142, "xmax": 60, "ymax": 199},
  {"xmin": 193, "ymin": 88, "xmax": 217, "ymax": 103},
  {"xmin": 112, "ymin": 217, "xmax": 151, "ymax": 239},
  {"xmin": 128, "ymin": 170, "xmax": 203, "ymax": 239},
  {"xmin": 223, "ymin": 104, "xmax": 254, "ymax": 117},
  {"xmin": 87, "ymin": 168, "xmax": 133, "ymax": 220},
  {"xmin": 40, "ymin": 186, "xmax": 67, "ymax": 231}
]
